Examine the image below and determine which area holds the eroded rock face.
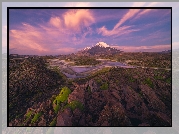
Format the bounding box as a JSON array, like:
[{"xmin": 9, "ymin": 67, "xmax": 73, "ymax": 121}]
[
  {"xmin": 57, "ymin": 85, "xmax": 86, "ymax": 126},
  {"xmin": 9, "ymin": 58, "xmax": 171, "ymax": 127},
  {"xmin": 12, "ymin": 68, "xmax": 171, "ymax": 126},
  {"xmin": 68, "ymin": 87, "xmax": 85, "ymax": 105},
  {"xmin": 147, "ymin": 111, "xmax": 171, "ymax": 126},
  {"xmin": 139, "ymin": 84, "xmax": 166, "ymax": 111},
  {"xmin": 56, "ymin": 108, "xmax": 73, "ymax": 126},
  {"xmin": 121, "ymin": 86, "xmax": 149, "ymax": 123},
  {"xmin": 97, "ymin": 103, "xmax": 131, "ymax": 126}
]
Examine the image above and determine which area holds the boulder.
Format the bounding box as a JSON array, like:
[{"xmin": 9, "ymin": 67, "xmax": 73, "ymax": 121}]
[{"xmin": 56, "ymin": 108, "xmax": 73, "ymax": 126}]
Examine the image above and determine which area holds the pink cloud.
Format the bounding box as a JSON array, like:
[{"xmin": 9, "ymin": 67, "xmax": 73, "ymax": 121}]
[
  {"xmin": 98, "ymin": 25, "xmax": 139, "ymax": 37},
  {"xmin": 97, "ymin": 26, "xmax": 124, "ymax": 36},
  {"xmin": 10, "ymin": 28, "xmax": 48, "ymax": 52},
  {"xmin": 63, "ymin": 9, "xmax": 94, "ymax": 32},
  {"xmin": 138, "ymin": 9, "xmax": 152, "ymax": 16},
  {"xmin": 98, "ymin": 6, "xmax": 166, "ymax": 36},
  {"xmin": 132, "ymin": 9, "xmax": 156, "ymax": 21},
  {"xmin": 113, "ymin": 9, "xmax": 140, "ymax": 29},
  {"xmin": 9, "ymin": 10, "xmax": 95, "ymax": 55},
  {"xmin": 98, "ymin": 9, "xmax": 140, "ymax": 37},
  {"xmin": 111, "ymin": 44, "xmax": 171, "ymax": 52},
  {"xmin": 49, "ymin": 17, "xmax": 62, "ymax": 28},
  {"xmin": 48, "ymin": 9, "xmax": 95, "ymax": 32}
]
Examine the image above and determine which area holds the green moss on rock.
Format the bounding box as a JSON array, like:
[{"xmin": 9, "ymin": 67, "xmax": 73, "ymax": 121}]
[
  {"xmin": 66, "ymin": 100, "xmax": 84, "ymax": 111},
  {"xmin": 100, "ymin": 82, "xmax": 108, "ymax": 90},
  {"xmin": 49, "ymin": 117, "xmax": 57, "ymax": 126},
  {"xmin": 53, "ymin": 87, "xmax": 71, "ymax": 105},
  {"xmin": 31, "ymin": 112, "xmax": 42, "ymax": 124}
]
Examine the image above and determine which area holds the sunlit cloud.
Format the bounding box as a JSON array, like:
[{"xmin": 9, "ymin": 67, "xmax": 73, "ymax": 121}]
[
  {"xmin": 98, "ymin": 25, "xmax": 140, "ymax": 38},
  {"xmin": 48, "ymin": 9, "xmax": 95, "ymax": 32},
  {"xmin": 49, "ymin": 17, "xmax": 62, "ymax": 28},
  {"xmin": 96, "ymin": 8, "xmax": 170, "ymax": 38},
  {"xmin": 114, "ymin": 9, "xmax": 140, "ymax": 29},
  {"xmin": 10, "ymin": 28, "xmax": 48, "ymax": 52},
  {"xmin": 9, "ymin": 9, "xmax": 96, "ymax": 55},
  {"xmin": 138, "ymin": 9, "xmax": 152, "ymax": 16},
  {"xmin": 98, "ymin": 9, "xmax": 140, "ymax": 37},
  {"xmin": 63, "ymin": 9, "xmax": 95, "ymax": 32}
]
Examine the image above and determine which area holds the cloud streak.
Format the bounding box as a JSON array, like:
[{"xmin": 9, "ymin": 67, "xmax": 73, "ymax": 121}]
[
  {"xmin": 97, "ymin": 4, "xmax": 164, "ymax": 38},
  {"xmin": 97, "ymin": 9, "xmax": 141, "ymax": 37}
]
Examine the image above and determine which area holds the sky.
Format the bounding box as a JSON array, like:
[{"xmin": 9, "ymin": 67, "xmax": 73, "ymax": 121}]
[{"xmin": 2, "ymin": 2, "xmax": 177, "ymax": 55}]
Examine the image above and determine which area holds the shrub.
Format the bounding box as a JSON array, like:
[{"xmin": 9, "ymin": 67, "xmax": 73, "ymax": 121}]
[
  {"xmin": 144, "ymin": 78, "xmax": 154, "ymax": 88},
  {"xmin": 166, "ymin": 77, "xmax": 171, "ymax": 84},
  {"xmin": 54, "ymin": 104, "xmax": 60, "ymax": 114},
  {"xmin": 25, "ymin": 110, "xmax": 33, "ymax": 119},
  {"xmin": 53, "ymin": 87, "xmax": 71, "ymax": 105},
  {"xmin": 49, "ymin": 117, "xmax": 57, "ymax": 126},
  {"xmin": 31, "ymin": 112, "xmax": 42, "ymax": 124},
  {"xmin": 65, "ymin": 100, "xmax": 84, "ymax": 111},
  {"xmin": 100, "ymin": 82, "xmax": 108, "ymax": 90},
  {"xmin": 52, "ymin": 87, "xmax": 71, "ymax": 114},
  {"xmin": 87, "ymin": 86, "xmax": 91, "ymax": 93}
]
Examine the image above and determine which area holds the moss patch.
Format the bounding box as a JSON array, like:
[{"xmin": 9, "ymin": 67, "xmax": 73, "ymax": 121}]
[
  {"xmin": 25, "ymin": 110, "xmax": 33, "ymax": 120},
  {"xmin": 54, "ymin": 104, "xmax": 60, "ymax": 114},
  {"xmin": 53, "ymin": 87, "xmax": 71, "ymax": 105},
  {"xmin": 166, "ymin": 77, "xmax": 171, "ymax": 84},
  {"xmin": 100, "ymin": 82, "xmax": 108, "ymax": 90},
  {"xmin": 52, "ymin": 87, "xmax": 71, "ymax": 114},
  {"xmin": 144, "ymin": 77, "xmax": 154, "ymax": 88},
  {"xmin": 49, "ymin": 117, "xmax": 57, "ymax": 126},
  {"xmin": 31, "ymin": 112, "xmax": 42, "ymax": 124},
  {"xmin": 65, "ymin": 100, "xmax": 84, "ymax": 111}
]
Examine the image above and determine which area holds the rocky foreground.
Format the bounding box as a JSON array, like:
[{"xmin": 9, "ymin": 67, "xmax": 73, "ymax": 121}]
[{"xmin": 9, "ymin": 58, "xmax": 171, "ymax": 126}]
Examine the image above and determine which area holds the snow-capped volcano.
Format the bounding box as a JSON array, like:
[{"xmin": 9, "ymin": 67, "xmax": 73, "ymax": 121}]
[
  {"xmin": 77, "ymin": 42, "xmax": 122, "ymax": 56},
  {"xmin": 95, "ymin": 42, "xmax": 110, "ymax": 48}
]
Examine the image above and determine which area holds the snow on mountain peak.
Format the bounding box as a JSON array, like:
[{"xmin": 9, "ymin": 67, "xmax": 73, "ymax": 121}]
[
  {"xmin": 95, "ymin": 42, "xmax": 109, "ymax": 48},
  {"xmin": 84, "ymin": 47, "xmax": 91, "ymax": 50}
]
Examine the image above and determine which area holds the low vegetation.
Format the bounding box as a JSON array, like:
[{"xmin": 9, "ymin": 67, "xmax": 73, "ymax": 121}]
[
  {"xmin": 65, "ymin": 100, "xmax": 84, "ymax": 111},
  {"xmin": 31, "ymin": 112, "xmax": 42, "ymax": 124},
  {"xmin": 53, "ymin": 87, "xmax": 71, "ymax": 113},
  {"xmin": 100, "ymin": 82, "xmax": 108, "ymax": 90}
]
